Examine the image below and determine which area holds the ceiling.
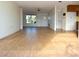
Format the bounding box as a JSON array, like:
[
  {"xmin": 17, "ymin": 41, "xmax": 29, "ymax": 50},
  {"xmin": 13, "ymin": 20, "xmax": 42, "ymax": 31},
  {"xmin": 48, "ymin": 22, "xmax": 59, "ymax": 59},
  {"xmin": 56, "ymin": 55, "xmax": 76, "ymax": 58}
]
[{"xmin": 15, "ymin": 1, "xmax": 79, "ymax": 14}]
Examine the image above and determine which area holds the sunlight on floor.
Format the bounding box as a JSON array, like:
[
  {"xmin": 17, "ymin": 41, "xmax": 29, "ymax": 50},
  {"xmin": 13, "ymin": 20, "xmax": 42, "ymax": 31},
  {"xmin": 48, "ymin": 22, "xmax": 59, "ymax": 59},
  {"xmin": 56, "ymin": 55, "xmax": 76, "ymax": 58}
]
[{"xmin": 0, "ymin": 28, "xmax": 78, "ymax": 57}]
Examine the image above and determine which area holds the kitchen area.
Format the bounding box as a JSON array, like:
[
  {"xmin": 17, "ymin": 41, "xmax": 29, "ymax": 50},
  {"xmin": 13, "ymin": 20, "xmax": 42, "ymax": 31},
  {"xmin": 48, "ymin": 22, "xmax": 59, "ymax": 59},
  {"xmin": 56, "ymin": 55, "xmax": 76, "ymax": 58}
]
[{"xmin": 67, "ymin": 5, "xmax": 79, "ymax": 38}]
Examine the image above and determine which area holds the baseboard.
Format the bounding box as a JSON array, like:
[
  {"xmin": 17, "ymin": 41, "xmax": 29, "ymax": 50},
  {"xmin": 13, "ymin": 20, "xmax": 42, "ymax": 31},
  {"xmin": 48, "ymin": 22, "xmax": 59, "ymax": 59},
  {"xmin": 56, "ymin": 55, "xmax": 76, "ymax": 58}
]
[
  {"xmin": 0, "ymin": 29, "xmax": 21, "ymax": 40},
  {"xmin": 64, "ymin": 30, "xmax": 76, "ymax": 32},
  {"xmin": 23, "ymin": 26, "xmax": 48, "ymax": 28}
]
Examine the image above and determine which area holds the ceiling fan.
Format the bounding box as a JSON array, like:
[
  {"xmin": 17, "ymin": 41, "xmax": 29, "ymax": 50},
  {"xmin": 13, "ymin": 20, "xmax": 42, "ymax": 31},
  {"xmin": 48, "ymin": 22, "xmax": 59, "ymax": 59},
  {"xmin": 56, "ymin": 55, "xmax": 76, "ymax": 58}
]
[{"xmin": 37, "ymin": 8, "xmax": 40, "ymax": 12}]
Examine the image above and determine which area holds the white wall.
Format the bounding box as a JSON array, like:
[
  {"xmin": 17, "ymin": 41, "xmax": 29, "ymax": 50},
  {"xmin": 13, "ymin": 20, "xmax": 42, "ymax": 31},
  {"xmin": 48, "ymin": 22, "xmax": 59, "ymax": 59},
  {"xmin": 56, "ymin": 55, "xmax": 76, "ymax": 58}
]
[
  {"xmin": 23, "ymin": 13, "xmax": 48, "ymax": 27},
  {"xmin": 48, "ymin": 8, "xmax": 55, "ymax": 30},
  {"xmin": 20, "ymin": 8, "xmax": 23, "ymax": 29},
  {"xmin": 55, "ymin": 5, "xmax": 76, "ymax": 31},
  {"xmin": 48, "ymin": 5, "xmax": 76, "ymax": 32},
  {"xmin": 66, "ymin": 12, "xmax": 76, "ymax": 31},
  {"xmin": 56, "ymin": 8, "xmax": 63, "ymax": 29},
  {"xmin": 55, "ymin": 6, "xmax": 67, "ymax": 30},
  {"xmin": 48, "ymin": 6, "xmax": 66, "ymax": 31},
  {"xmin": 0, "ymin": 2, "xmax": 20, "ymax": 39}
]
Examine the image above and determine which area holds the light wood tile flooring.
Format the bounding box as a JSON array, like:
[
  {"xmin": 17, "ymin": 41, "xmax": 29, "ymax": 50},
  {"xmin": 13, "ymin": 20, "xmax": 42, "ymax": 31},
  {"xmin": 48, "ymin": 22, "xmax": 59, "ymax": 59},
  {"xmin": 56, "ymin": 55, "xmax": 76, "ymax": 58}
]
[{"xmin": 0, "ymin": 27, "xmax": 79, "ymax": 57}]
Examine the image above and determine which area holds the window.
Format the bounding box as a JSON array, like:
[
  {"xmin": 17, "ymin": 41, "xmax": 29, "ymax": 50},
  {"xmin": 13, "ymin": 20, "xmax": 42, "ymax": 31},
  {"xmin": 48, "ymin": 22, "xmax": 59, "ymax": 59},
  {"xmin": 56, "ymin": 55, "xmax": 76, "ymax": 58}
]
[{"xmin": 26, "ymin": 15, "xmax": 36, "ymax": 24}]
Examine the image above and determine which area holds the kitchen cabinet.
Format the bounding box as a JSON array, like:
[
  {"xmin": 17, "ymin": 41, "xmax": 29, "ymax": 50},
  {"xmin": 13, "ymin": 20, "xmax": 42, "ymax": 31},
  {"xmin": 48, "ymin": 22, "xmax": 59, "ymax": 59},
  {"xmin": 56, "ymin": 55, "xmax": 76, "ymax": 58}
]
[{"xmin": 67, "ymin": 5, "xmax": 79, "ymax": 12}]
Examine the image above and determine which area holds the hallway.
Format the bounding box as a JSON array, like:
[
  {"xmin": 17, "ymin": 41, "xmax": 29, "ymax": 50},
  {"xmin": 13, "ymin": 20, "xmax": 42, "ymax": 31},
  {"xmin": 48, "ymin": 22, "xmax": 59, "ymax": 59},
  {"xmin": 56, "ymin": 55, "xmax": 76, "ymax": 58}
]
[{"xmin": 0, "ymin": 28, "xmax": 78, "ymax": 56}]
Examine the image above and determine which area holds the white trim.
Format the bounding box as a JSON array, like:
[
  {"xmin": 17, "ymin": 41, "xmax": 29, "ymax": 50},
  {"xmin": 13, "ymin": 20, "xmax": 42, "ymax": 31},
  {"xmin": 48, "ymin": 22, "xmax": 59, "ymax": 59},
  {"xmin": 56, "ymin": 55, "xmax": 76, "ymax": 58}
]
[
  {"xmin": 20, "ymin": 8, "xmax": 23, "ymax": 30},
  {"xmin": 54, "ymin": 6, "xmax": 56, "ymax": 31}
]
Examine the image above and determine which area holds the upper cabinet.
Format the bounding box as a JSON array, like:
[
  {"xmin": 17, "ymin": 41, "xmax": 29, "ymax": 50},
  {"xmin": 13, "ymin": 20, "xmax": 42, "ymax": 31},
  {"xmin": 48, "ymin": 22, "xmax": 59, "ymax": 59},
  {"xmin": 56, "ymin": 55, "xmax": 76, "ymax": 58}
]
[{"xmin": 67, "ymin": 5, "xmax": 79, "ymax": 12}]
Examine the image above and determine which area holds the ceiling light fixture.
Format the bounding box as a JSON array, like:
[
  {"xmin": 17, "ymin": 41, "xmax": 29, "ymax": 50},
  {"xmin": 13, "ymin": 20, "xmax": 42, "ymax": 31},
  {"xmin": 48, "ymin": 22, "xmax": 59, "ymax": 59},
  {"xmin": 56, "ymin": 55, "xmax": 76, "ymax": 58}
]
[{"xmin": 58, "ymin": 1, "xmax": 62, "ymax": 3}]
